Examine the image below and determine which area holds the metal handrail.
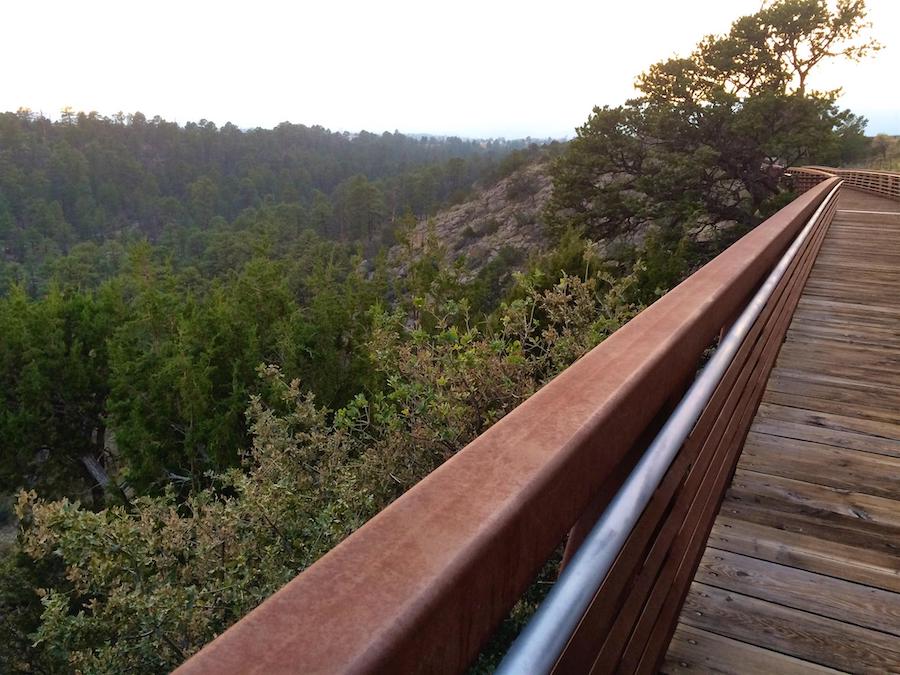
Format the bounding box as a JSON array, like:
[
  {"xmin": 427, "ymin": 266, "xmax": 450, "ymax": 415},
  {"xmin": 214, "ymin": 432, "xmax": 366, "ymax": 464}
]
[
  {"xmin": 497, "ymin": 181, "xmax": 842, "ymax": 674},
  {"xmin": 177, "ymin": 178, "xmax": 839, "ymax": 675}
]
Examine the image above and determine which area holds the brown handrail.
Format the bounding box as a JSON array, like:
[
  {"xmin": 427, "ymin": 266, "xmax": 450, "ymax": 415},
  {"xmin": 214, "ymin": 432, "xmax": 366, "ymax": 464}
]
[
  {"xmin": 789, "ymin": 165, "xmax": 900, "ymax": 201},
  {"xmin": 535, "ymin": 179, "xmax": 840, "ymax": 673},
  {"xmin": 177, "ymin": 178, "xmax": 841, "ymax": 675}
]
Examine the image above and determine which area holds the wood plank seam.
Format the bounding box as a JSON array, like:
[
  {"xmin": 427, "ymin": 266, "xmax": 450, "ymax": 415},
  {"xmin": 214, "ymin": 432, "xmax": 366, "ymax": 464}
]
[{"xmin": 664, "ymin": 186, "xmax": 900, "ymax": 673}]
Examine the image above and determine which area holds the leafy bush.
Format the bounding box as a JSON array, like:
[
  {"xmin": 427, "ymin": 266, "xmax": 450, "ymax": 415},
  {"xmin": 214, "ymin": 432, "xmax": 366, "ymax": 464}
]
[{"xmin": 11, "ymin": 259, "xmax": 643, "ymax": 671}]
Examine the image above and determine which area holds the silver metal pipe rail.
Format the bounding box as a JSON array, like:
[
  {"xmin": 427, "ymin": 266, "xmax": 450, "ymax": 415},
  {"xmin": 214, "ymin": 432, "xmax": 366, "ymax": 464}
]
[
  {"xmin": 497, "ymin": 181, "xmax": 843, "ymax": 674},
  {"xmin": 178, "ymin": 177, "xmax": 839, "ymax": 675}
]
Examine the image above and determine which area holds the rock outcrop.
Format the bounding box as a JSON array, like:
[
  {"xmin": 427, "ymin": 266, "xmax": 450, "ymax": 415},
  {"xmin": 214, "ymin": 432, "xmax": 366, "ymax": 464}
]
[{"xmin": 399, "ymin": 161, "xmax": 553, "ymax": 275}]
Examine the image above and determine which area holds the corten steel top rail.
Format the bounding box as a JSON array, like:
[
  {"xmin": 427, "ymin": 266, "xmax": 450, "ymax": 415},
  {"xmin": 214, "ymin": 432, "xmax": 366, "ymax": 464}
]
[
  {"xmin": 177, "ymin": 178, "xmax": 840, "ymax": 675},
  {"xmin": 496, "ymin": 181, "xmax": 842, "ymax": 674}
]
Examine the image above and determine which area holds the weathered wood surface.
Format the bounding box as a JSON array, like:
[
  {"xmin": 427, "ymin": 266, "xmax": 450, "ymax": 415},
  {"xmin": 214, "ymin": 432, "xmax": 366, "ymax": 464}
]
[
  {"xmin": 663, "ymin": 190, "xmax": 900, "ymax": 673},
  {"xmin": 832, "ymin": 186, "xmax": 900, "ymax": 212}
]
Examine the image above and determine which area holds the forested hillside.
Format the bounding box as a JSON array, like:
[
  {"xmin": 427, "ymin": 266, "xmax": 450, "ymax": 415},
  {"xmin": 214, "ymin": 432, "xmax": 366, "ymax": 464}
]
[
  {"xmin": 0, "ymin": 119, "xmax": 552, "ymax": 496},
  {"xmin": 0, "ymin": 112, "xmax": 537, "ymax": 290},
  {"xmin": 0, "ymin": 1, "xmax": 882, "ymax": 672}
]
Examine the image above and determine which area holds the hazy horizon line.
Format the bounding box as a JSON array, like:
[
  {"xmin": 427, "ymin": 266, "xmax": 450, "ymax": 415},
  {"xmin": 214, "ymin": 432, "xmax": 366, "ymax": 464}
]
[
  {"xmin": 6, "ymin": 106, "xmax": 577, "ymax": 141},
  {"xmin": 7, "ymin": 105, "xmax": 898, "ymax": 139}
]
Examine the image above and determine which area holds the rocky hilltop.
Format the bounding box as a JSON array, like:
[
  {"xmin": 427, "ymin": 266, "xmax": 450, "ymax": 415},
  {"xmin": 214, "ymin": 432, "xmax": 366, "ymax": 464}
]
[{"xmin": 399, "ymin": 160, "xmax": 553, "ymax": 275}]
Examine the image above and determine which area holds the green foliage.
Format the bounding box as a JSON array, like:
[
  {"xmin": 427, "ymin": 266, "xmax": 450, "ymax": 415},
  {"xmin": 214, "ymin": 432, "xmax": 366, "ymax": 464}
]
[
  {"xmin": 833, "ymin": 112, "xmax": 870, "ymax": 164},
  {"xmin": 0, "ymin": 112, "xmax": 534, "ymax": 288},
  {"xmin": 11, "ymin": 263, "xmax": 644, "ymax": 671},
  {"xmin": 332, "ymin": 174, "xmax": 385, "ymax": 241},
  {"xmin": 505, "ymin": 172, "xmax": 541, "ymax": 201},
  {"xmin": 477, "ymin": 218, "xmax": 501, "ymax": 236},
  {"xmin": 0, "ymin": 4, "xmax": 884, "ymax": 671},
  {"xmin": 0, "ymin": 283, "xmax": 123, "ymax": 498},
  {"xmin": 0, "ymin": 225, "xmax": 387, "ymax": 497},
  {"xmin": 546, "ymin": 0, "xmax": 879, "ymax": 242},
  {"xmin": 0, "ymin": 549, "xmax": 60, "ymax": 674},
  {"xmin": 465, "ymin": 246, "xmax": 524, "ymax": 315}
]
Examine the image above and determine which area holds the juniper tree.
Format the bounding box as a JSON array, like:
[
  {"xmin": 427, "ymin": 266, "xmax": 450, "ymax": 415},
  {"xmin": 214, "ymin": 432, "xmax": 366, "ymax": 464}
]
[{"xmin": 547, "ymin": 0, "xmax": 879, "ymax": 242}]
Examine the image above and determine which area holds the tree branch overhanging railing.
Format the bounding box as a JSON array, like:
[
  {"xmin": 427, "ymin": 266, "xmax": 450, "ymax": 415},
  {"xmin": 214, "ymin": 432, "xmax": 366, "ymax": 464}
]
[{"xmin": 177, "ymin": 176, "xmax": 845, "ymax": 675}]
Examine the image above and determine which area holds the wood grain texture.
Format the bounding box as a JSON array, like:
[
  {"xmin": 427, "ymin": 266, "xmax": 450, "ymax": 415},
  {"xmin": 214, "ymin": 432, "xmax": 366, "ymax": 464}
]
[
  {"xmin": 741, "ymin": 432, "xmax": 900, "ymax": 500},
  {"xmin": 694, "ymin": 548, "xmax": 900, "ymax": 636},
  {"xmin": 662, "ymin": 624, "xmax": 842, "ymax": 674},
  {"xmin": 708, "ymin": 516, "xmax": 900, "ymax": 592},
  {"xmin": 665, "ymin": 194, "xmax": 900, "ymax": 672},
  {"xmin": 681, "ymin": 583, "xmax": 900, "ymax": 673}
]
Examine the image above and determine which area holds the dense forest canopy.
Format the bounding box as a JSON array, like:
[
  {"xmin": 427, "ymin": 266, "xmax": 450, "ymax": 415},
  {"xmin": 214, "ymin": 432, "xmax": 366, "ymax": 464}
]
[
  {"xmin": 0, "ymin": 1, "xmax": 883, "ymax": 672},
  {"xmin": 0, "ymin": 118, "xmax": 553, "ymax": 498},
  {"xmin": 0, "ymin": 111, "xmax": 542, "ymax": 291}
]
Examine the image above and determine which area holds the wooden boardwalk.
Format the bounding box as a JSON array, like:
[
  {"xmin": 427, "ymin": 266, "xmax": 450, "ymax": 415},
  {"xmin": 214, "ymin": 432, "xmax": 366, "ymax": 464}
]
[{"xmin": 663, "ymin": 189, "xmax": 900, "ymax": 674}]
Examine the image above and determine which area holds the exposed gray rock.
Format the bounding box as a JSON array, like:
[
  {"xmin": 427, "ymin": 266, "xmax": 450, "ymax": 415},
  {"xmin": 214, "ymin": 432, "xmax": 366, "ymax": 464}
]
[{"xmin": 395, "ymin": 161, "xmax": 553, "ymax": 276}]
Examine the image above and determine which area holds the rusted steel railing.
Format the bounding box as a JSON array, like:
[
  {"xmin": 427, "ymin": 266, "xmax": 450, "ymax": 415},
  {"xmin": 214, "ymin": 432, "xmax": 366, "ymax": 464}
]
[
  {"xmin": 499, "ymin": 180, "xmax": 841, "ymax": 674},
  {"xmin": 789, "ymin": 165, "xmax": 900, "ymax": 201},
  {"xmin": 177, "ymin": 178, "xmax": 840, "ymax": 675}
]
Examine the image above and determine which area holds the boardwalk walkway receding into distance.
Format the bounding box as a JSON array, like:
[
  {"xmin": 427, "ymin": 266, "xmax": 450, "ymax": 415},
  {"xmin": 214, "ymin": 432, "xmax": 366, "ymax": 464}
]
[{"xmin": 663, "ymin": 189, "xmax": 900, "ymax": 673}]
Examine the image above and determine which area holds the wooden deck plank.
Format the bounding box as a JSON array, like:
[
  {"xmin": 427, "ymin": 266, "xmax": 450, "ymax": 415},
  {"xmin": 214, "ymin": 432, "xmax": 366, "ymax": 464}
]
[
  {"xmin": 680, "ymin": 583, "xmax": 900, "ymax": 673},
  {"xmin": 718, "ymin": 498, "xmax": 900, "ymax": 562},
  {"xmin": 768, "ymin": 367, "xmax": 900, "ymax": 401},
  {"xmin": 801, "ymin": 275, "xmax": 900, "ymax": 289},
  {"xmin": 836, "ymin": 188, "xmax": 900, "ymax": 211},
  {"xmin": 754, "ymin": 402, "xmax": 900, "ymax": 442},
  {"xmin": 662, "ymin": 624, "xmax": 842, "ymax": 674},
  {"xmin": 740, "ymin": 431, "xmax": 900, "ymax": 501},
  {"xmin": 790, "ymin": 315, "xmax": 900, "ymax": 332},
  {"xmin": 707, "ymin": 516, "xmax": 900, "ymax": 592},
  {"xmin": 764, "ymin": 374, "xmax": 900, "ymax": 415},
  {"xmin": 785, "ymin": 329, "xmax": 900, "ymax": 352},
  {"xmin": 789, "ymin": 320, "xmax": 900, "ymax": 339},
  {"xmin": 763, "ymin": 390, "xmax": 900, "ymax": 423},
  {"xmin": 727, "ymin": 468, "xmax": 900, "ymax": 530},
  {"xmin": 777, "ymin": 342, "xmax": 900, "ymax": 369},
  {"xmin": 749, "ymin": 415, "xmax": 900, "ymax": 457},
  {"xmin": 665, "ymin": 189, "xmax": 900, "ymax": 672},
  {"xmin": 796, "ymin": 295, "xmax": 900, "ymax": 317},
  {"xmin": 779, "ymin": 328, "xmax": 900, "ymax": 352},
  {"xmin": 694, "ymin": 548, "xmax": 900, "ymax": 637},
  {"xmin": 753, "ymin": 357, "xmax": 900, "ymax": 389},
  {"xmin": 788, "ymin": 323, "xmax": 900, "ymax": 341},
  {"xmin": 792, "ymin": 301, "xmax": 900, "ymax": 321},
  {"xmin": 793, "ymin": 306, "xmax": 900, "ymax": 323},
  {"xmin": 787, "ymin": 318, "xmax": 900, "ymax": 335}
]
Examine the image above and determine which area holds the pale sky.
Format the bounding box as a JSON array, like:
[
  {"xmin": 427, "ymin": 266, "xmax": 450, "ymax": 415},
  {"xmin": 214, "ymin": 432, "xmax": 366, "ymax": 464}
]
[{"xmin": 4, "ymin": 0, "xmax": 898, "ymax": 137}]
